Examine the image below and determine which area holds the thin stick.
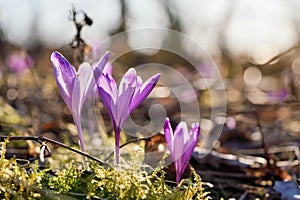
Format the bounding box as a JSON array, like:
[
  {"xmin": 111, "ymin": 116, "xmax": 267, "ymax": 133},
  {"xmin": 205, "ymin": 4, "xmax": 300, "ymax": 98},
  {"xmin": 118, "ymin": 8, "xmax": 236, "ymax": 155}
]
[
  {"xmin": 0, "ymin": 136, "xmax": 111, "ymax": 168},
  {"xmin": 252, "ymin": 111, "xmax": 270, "ymax": 167}
]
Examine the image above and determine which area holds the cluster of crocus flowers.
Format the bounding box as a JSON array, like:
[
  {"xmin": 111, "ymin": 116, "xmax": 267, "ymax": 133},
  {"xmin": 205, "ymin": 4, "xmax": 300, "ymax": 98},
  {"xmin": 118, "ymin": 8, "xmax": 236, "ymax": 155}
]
[
  {"xmin": 97, "ymin": 68, "xmax": 160, "ymax": 164},
  {"xmin": 51, "ymin": 51, "xmax": 160, "ymax": 165},
  {"xmin": 50, "ymin": 51, "xmax": 110, "ymax": 153},
  {"xmin": 164, "ymin": 117, "xmax": 200, "ymax": 184},
  {"xmin": 51, "ymin": 50, "xmax": 199, "ymax": 173}
]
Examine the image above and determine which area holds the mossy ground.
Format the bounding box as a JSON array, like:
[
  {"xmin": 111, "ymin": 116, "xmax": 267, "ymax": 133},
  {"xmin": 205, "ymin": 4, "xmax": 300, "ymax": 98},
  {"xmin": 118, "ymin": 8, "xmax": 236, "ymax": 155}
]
[{"xmin": 0, "ymin": 139, "xmax": 210, "ymax": 200}]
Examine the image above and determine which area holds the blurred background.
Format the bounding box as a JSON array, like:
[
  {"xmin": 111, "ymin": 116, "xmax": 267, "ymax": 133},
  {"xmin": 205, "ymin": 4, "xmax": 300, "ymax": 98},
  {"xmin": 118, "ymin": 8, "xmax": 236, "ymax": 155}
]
[
  {"xmin": 0, "ymin": 0, "xmax": 299, "ymax": 56},
  {"xmin": 0, "ymin": 1, "xmax": 300, "ymax": 198},
  {"xmin": 1, "ymin": 0, "xmax": 300, "ymax": 140}
]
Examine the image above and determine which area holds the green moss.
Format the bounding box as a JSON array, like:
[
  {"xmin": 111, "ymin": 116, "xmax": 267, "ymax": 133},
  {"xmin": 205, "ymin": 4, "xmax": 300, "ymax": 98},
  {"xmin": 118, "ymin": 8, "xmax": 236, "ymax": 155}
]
[{"xmin": 0, "ymin": 140, "xmax": 210, "ymax": 200}]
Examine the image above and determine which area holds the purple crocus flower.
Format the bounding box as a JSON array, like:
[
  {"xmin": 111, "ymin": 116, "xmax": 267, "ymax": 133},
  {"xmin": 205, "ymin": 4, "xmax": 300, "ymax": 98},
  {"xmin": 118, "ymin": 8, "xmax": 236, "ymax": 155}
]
[
  {"xmin": 7, "ymin": 51, "xmax": 35, "ymax": 73},
  {"xmin": 97, "ymin": 68, "xmax": 160, "ymax": 164},
  {"xmin": 51, "ymin": 51, "xmax": 110, "ymax": 153},
  {"xmin": 164, "ymin": 117, "xmax": 200, "ymax": 184},
  {"xmin": 267, "ymin": 88, "xmax": 288, "ymax": 102}
]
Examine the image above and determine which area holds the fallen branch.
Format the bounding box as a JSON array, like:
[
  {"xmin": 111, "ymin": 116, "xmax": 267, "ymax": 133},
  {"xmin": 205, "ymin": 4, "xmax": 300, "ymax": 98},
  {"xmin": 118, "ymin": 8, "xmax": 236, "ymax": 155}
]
[{"xmin": 0, "ymin": 136, "xmax": 111, "ymax": 168}]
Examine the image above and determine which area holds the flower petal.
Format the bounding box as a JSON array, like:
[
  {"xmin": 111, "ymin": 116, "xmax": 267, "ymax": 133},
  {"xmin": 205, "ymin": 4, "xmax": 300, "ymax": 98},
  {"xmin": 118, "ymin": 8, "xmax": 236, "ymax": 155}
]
[
  {"xmin": 51, "ymin": 51, "xmax": 76, "ymax": 110},
  {"xmin": 174, "ymin": 122, "xmax": 188, "ymax": 140},
  {"xmin": 71, "ymin": 78, "xmax": 81, "ymax": 124},
  {"xmin": 164, "ymin": 117, "xmax": 173, "ymax": 152},
  {"xmin": 190, "ymin": 123, "xmax": 200, "ymax": 145},
  {"xmin": 77, "ymin": 62, "xmax": 96, "ymax": 110},
  {"xmin": 71, "ymin": 78, "xmax": 87, "ymax": 153},
  {"xmin": 97, "ymin": 73, "xmax": 118, "ymax": 126},
  {"xmin": 118, "ymin": 68, "xmax": 137, "ymax": 96},
  {"xmin": 163, "ymin": 120, "xmax": 200, "ymax": 184},
  {"xmin": 71, "ymin": 63, "xmax": 96, "ymax": 133},
  {"xmin": 104, "ymin": 64, "xmax": 113, "ymax": 75},
  {"xmin": 178, "ymin": 123, "xmax": 200, "ymax": 183},
  {"xmin": 97, "ymin": 73, "xmax": 118, "ymax": 103},
  {"xmin": 183, "ymin": 123, "xmax": 200, "ymax": 160},
  {"xmin": 182, "ymin": 123, "xmax": 200, "ymax": 154},
  {"xmin": 116, "ymin": 86, "xmax": 135, "ymax": 127},
  {"xmin": 94, "ymin": 51, "xmax": 110, "ymax": 80},
  {"xmin": 130, "ymin": 73, "xmax": 160, "ymax": 112},
  {"xmin": 99, "ymin": 86, "xmax": 117, "ymax": 127},
  {"xmin": 173, "ymin": 122, "xmax": 188, "ymax": 160}
]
